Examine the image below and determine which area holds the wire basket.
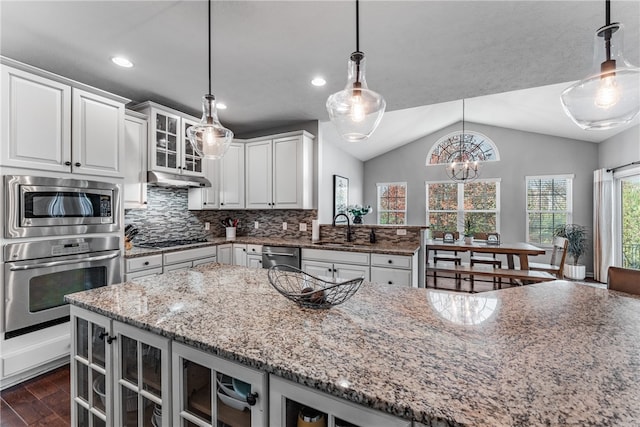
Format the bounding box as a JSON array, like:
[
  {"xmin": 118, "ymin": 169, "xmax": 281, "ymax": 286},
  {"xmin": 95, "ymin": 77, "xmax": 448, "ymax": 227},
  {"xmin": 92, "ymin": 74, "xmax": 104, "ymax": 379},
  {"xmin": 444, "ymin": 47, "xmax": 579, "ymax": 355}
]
[{"xmin": 267, "ymin": 265, "xmax": 364, "ymax": 309}]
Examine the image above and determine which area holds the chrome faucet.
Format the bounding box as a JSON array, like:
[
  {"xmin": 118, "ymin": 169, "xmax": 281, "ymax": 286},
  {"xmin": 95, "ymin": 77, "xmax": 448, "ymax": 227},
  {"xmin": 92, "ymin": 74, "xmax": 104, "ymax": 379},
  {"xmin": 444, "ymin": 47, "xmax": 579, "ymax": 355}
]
[{"xmin": 332, "ymin": 213, "xmax": 354, "ymax": 242}]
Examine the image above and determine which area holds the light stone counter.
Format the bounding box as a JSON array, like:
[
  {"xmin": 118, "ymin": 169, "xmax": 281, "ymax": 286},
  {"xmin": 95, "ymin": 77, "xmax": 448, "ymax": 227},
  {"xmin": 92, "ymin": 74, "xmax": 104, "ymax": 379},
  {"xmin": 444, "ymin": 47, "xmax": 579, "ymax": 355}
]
[{"xmin": 66, "ymin": 264, "xmax": 640, "ymax": 426}]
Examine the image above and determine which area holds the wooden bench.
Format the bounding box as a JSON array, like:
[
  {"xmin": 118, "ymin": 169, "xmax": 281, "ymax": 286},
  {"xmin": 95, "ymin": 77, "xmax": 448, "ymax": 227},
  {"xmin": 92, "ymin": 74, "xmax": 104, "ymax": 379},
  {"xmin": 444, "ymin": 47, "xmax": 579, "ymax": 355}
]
[{"xmin": 427, "ymin": 263, "xmax": 556, "ymax": 291}]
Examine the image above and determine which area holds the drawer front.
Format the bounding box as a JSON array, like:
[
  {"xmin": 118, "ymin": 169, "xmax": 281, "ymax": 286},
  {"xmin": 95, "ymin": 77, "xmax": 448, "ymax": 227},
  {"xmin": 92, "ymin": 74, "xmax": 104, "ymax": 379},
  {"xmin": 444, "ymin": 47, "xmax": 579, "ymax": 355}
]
[
  {"xmin": 126, "ymin": 254, "xmax": 163, "ymax": 272},
  {"xmin": 371, "ymin": 253, "xmax": 412, "ymax": 269},
  {"xmin": 370, "ymin": 267, "xmax": 412, "ymax": 287},
  {"xmin": 163, "ymin": 261, "xmax": 193, "ymax": 273},
  {"xmin": 192, "ymin": 256, "xmax": 217, "ymax": 267},
  {"xmin": 302, "ymin": 248, "xmax": 370, "ymax": 265},
  {"xmin": 125, "ymin": 267, "xmax": 163, "ymax": 281},
  {"xmin": 164, "ymin": 246, "xmax": 217, "ymax": 265},
  {"xmin": 247, "ymin": 244, "xmax": 263, "ymax": 255}
]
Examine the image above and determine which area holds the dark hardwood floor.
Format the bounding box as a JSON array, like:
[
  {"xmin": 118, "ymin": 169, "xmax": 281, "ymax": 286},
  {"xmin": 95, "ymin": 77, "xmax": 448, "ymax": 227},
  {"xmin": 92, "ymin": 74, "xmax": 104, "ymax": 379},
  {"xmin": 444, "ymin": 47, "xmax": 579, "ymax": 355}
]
[{"xmin": 1, "ymin": 365, "xmax": 70, "ymax": 427}]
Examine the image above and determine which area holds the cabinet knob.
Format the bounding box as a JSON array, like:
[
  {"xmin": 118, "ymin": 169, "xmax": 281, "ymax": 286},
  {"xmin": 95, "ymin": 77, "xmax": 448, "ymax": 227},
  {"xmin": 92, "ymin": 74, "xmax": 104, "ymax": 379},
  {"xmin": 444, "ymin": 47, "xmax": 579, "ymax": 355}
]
[
  {"xmin": 64, "ymin": 161, "xmax": 72, "ymax": 166},
  {"xmin": 106, "ymin": 335, "xmax": 117, "ymax": 344},
  {"xmin": 246, "ymin": 392, "xmax": 258, "ymax": 406},
  {"xmin": 221, "ymin": 203, "xmax": 225, "ymax": 206},
  {"xmin": 144, "ymin": 261, "xmax": 150, "ymax": 266},
  {"xmin": 203, "ymin": 202, "xmax": 207, "ymax": 205},
  {"xmin": 98, "ymin": 331, "xmax": 109, "ymax": 341},
  {"xmin": 75, "ymin": 162, "xmax": 81, "ymax": 167},
  {"xmin": 143, "ymin": 201, "xmax": 148, "ymax": 204},
  {"xmin": 243, "ymin": 248, "xmax": 246, "ymax": 252},
  {"xmin": 388, "ymin": 281, "xmax": 393, "ymax": 284},
  {"xmin": 388, "ymin": 260, "xmax": 393, "ymax": 264}
]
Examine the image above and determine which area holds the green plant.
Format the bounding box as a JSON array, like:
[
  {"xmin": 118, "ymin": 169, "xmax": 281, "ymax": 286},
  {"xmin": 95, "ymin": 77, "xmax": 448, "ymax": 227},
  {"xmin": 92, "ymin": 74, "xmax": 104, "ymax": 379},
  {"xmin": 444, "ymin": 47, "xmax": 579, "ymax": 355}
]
[
  {"xmin": 554, "ymin": 224, "xmax": 588, "ymax": 266},
  {"xmin": 464, "ymin": 217, "xmax": 476, "ymax": 237}
]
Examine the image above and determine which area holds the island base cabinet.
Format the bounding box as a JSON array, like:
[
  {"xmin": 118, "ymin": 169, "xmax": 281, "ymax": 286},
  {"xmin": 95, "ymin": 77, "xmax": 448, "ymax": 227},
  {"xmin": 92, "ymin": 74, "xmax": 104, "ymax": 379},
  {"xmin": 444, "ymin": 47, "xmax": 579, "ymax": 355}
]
[
  {"xmin": 70, "ymin": 306, "xmax": 171, "ymax": 427},
  {"xmin": 172, "ymin": 342, "xmax": 268, "ymax": 427},
  {"xmin": 269, "ymin": 376, "xmax": 411, "ymax": 427}
]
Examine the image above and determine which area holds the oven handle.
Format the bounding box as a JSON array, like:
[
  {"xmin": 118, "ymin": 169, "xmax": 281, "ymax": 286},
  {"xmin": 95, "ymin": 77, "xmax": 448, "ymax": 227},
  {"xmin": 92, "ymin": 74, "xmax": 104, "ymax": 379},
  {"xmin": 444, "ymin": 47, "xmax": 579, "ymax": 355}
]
[{"xmin": 8, "ymin": 252, "xmax": 120, "ymax": 271}]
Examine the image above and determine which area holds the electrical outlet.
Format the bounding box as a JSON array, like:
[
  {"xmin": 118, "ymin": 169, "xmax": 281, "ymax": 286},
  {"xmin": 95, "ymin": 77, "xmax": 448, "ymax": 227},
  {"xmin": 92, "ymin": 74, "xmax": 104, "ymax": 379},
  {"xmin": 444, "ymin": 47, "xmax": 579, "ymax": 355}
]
[
  {"xmin": 204, "ymin": 222, "xmax": 210, "ymax": 231},
  {"xmin": 299, "ymin": 223, "xmax": 307, "ymax": 231},
  {"xmin": 254, "ymin": 221, "xmax": 259, "ymax": 229},
  {"xmin": 282, "ymin": 222, "xmax": 288, "ymax": 230},
  {"xmin": 396, "ymin": 228, "xmax": 407, "ymax": 236}
]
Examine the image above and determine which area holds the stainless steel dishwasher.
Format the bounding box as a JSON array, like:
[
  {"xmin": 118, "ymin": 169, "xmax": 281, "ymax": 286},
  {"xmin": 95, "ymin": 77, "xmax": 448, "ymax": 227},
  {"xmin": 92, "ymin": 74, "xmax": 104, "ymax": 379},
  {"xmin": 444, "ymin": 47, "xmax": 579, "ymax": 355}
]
[{"xmin": 262, "ymin": 246, "xmax": 301, "ymax": 269}]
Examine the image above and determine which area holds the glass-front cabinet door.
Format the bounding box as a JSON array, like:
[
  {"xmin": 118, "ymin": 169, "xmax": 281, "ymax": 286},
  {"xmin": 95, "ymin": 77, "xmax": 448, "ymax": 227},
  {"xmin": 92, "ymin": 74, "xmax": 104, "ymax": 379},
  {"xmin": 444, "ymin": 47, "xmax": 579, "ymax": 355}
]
[
  {"xmin": 181, "ymin": 117, "xmax": 204, "ymax": 177},
  {"xmin": 113, "ymin": 321, "xmax": 171, "ymax": 427},
  {"xmin": 269, "ymin": 376, "xmax": 411, "ymax": 427},
  {"xmin": 71, "ymin": 307, "xmax": 113, "ymax": 427},
  {"xmin": 152, "ymin": 110, "xmax": 181, "ymax": 173},
  {"xmin": 172, "ymin": 342, "xmax": 267, "ymax": 427}
]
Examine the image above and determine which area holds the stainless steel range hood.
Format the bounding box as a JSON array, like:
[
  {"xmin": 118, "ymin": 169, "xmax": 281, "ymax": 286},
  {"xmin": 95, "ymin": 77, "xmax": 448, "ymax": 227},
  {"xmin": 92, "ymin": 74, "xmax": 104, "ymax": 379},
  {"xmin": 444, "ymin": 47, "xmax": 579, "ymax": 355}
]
[{"xmin": 147, "ymin": 171, "xmax": 211, "ymax": 188}]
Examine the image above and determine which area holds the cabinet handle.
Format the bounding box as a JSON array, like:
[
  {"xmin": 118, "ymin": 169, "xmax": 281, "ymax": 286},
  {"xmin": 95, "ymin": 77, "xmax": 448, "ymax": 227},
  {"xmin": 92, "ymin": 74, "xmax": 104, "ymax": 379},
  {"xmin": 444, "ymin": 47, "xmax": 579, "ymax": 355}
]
[
  {"xmin": 388, "ymin": 260, "xmax": 393, "ymax": 264},
  {"xmin": 75, "ymin": 162, "xmax": 81, "ymax": 167},
  {"xmin": 246, "ymin": 392, "xmax": 258, "ymax": 406},
  {"xmin": 106, "ymin": 335, "xmax": 116, "ymax": 344},
  {"xmin": 98, "ymin": 331, "xmax": 109, "ymax": 340},
  {"xmin": 64, "ymin": 161, "xmax": 72, "ymax": 166}
]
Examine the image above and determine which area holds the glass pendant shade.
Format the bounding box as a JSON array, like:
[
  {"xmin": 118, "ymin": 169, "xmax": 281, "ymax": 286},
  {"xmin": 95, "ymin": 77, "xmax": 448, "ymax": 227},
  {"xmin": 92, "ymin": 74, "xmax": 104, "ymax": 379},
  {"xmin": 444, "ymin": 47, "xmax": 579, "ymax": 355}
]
[
  {"xmin": 561, "ymin": 23, "xmax": 640, "ymax": 130},
  {"xmin": 326, "ymin": 53, "xmax": 386, "ymax": 141},
  {"xmin": 188, "ymin": 94, "xmax": 233, "ymax": 159}
]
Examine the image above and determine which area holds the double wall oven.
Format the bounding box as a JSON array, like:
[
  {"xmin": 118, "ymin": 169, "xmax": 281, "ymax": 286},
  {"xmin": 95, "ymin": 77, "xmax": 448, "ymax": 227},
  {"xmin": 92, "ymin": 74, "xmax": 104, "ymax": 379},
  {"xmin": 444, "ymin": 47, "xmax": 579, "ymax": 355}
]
[{"xmin": 3, "ymin": 175, "xmax": 122, "ymax": 338}]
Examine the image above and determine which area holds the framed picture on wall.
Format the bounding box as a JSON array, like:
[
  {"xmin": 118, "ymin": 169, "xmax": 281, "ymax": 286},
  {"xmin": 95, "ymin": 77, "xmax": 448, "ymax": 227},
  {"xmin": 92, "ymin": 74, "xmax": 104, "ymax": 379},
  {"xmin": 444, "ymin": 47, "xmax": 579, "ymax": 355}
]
[{"xmin": 333, "ymin": 175, "xmax": 349, "ymax": 223}]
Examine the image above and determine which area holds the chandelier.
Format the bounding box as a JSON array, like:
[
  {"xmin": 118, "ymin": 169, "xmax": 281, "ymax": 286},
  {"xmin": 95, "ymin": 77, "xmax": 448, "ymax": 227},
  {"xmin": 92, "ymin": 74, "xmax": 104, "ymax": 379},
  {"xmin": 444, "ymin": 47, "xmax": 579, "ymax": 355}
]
[{"xmin": 446, "ymin": 99, "xmax": 480, "ymax": 182}]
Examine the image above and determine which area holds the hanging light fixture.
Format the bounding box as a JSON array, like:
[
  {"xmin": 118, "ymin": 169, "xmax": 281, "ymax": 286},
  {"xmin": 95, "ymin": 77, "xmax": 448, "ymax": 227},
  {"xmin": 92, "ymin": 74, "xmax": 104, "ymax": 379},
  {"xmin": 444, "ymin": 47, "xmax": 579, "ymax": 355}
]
[
  {"xmin": 326, "ymin": 0, "xmax": 386, "ymax": 141},
  {"xmin": 447, "ymin": 99, "xmax": 480, "ymax": 182},
  {"xmin": 187, "ymin": 0, "xmax": 233, "ymax": 159},
  {"xmin": 560, "ymin": 0, "xmax": 640, "ymax": 130}
]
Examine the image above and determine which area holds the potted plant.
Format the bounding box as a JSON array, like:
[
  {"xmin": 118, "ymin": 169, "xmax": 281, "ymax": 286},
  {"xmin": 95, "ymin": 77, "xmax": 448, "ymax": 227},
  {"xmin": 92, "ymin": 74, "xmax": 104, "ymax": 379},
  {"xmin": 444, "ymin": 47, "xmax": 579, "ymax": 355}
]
[
  {"xmin": 348, "ymin": 205, "xmax": 372, "ymax": 224},
  {"xmin": 463, "ymin": 217, "xmax": 475, "ymax": 244},
  {"xmin": 554, "ymin": 224, "xmax": 588, "ymax": 280}
]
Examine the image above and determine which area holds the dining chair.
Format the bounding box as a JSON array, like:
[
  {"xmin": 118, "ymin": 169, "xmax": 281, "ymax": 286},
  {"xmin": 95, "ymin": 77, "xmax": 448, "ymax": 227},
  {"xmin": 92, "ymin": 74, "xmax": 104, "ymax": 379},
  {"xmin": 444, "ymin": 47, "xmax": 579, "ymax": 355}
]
[
  {"xmin": 529, "ymin": 236, "xmax": 568, "ymax": 279},
  {"xmin": 470, "ymin": 232, "xmax": 502, "ymax": 288},
  {"xmin": 431, "ymin": 231, "xmax": 461, "ymax": 287},
  {"xmin": 607, "ymin": 266, "xmax": 640, "ymax": 296}
]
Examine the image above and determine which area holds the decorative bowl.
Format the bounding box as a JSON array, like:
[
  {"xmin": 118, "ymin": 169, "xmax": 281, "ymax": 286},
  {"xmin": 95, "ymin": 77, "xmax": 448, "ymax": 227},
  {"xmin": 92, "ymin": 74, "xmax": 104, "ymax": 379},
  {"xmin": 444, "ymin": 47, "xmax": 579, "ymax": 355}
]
[{"xmin": 267, "ymin": 265, "xmax": 364, "ymax": 309}]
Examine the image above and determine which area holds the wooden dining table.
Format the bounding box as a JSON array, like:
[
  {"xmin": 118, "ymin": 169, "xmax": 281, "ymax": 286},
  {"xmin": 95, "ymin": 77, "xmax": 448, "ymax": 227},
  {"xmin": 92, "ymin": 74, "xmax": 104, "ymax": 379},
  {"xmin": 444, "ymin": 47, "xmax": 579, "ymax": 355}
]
[{"xmin": 426, "ymin": 239, "xmax": 546, "ymax": 270}]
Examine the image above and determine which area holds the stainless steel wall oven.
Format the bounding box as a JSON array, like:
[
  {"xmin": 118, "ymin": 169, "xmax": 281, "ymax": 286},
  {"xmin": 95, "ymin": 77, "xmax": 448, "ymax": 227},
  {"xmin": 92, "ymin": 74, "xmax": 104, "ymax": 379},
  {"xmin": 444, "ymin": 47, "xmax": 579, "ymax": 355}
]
[
  {"xmin": 4, "ymin": 175, "xmax": 120, "ymax": 238},
  {"xmin": 4, "ymin": 236, "xmax": 121, "ymax": 338}
]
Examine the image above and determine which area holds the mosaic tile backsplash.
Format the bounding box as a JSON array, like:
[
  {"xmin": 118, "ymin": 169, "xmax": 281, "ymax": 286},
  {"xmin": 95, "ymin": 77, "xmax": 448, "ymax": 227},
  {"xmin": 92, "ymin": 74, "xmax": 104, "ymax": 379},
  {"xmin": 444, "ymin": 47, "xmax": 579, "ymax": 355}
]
[{"xmin": 125, "ymin": 186, "xmax": 423, "ymax": 246}]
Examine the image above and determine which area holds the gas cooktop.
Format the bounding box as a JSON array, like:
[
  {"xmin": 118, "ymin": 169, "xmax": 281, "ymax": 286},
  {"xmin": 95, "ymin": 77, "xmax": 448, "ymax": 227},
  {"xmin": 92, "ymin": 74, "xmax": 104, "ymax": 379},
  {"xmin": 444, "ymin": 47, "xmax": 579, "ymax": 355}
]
[{"xmin": 136, "ymin": 239, "xmax": 208, "ymax": 249}]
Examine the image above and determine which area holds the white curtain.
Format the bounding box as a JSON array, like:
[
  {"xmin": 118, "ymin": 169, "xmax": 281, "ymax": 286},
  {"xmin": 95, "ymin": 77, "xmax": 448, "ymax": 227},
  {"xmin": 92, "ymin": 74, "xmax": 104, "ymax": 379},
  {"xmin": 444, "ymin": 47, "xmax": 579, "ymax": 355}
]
[{"xmin": 593, "ymin": 169, "xmax": 614, "ymax": 282}]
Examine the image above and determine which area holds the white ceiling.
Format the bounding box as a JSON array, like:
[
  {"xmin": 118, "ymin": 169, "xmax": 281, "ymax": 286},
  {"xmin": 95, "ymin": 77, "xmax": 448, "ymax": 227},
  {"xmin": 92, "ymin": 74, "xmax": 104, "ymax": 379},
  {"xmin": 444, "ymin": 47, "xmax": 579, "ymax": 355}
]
[{"xmin": 1, "ymin": 0, "xmax": 639, "ymax": 162}]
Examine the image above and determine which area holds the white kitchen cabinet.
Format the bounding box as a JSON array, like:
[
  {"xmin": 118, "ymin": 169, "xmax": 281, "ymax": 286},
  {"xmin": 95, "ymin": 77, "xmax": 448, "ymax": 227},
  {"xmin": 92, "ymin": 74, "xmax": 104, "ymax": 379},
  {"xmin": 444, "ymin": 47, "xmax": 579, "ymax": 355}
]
[
  {"xmin": 125, "ymin": 254, "xmax": 163, "ymax": 281},
  {"xmin": 233, "ymin": 244, "xmax": 248, "ymax": 266},
  {"xmin": 131, "ymin": 101, "xmax": 204, "ymax": 177},
  {"xmin": 217, "ymin": 244, "xmax": 233, "ymax": 265},
  {"xmin": 246, "ymin": 245, "xmax": 263, "ymax": 269},
  {"xmin": 302, "ymin": 249, "xmax": 370, "ymax": 281},
  {"xmin": 370, "ymin": 253, "xmax": 418, "ymax": 288},
  {"xmin": 123, "ymin": 111, "xmax": 148, "ymax": 209},
  {"xmin": 71, "ymin": 306, "xmax": 172, "ymax": 427},
  {"xmin": 163, "ymin": 246, "xmax": 217, "ymax": 273},
  {"xmin": 188, "ymin": 157, "xmax": 219, "ymax": 210},
  {"xmin": 219, "ymin": 142, "xmax": 245, "ymax": 209},
  {"xmin": 1, "ymin": 64, "xmax": 126, "ymax": 177},
  {"xmin": 172, "ymin": 342, "xmax": 268, "ymax": 427},
  {"xmin": 269, "ymin": 376, "xmax": 411, "ymax": 427},
  {"xmin": 245, "ymin": 131, "xmax": 314, "ymax": 209}
]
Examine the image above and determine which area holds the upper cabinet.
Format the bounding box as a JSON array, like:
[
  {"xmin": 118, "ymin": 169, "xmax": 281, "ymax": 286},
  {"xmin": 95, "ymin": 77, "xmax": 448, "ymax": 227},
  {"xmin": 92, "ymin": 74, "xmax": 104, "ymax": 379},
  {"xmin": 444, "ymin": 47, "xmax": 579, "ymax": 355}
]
[
  {"xmin": 245, "ymin": 131, "xmax": 314, "ymax": 209},
  {"xmin": 123, "ymin": 111, "xmax": 148, "ymax": 209},
  {"xmin": 131, "ymin": 102, "xmax": 204, "ymax": 177},
  {"xmin": 219, "ymin": 142, "xmax": 245, "ymax": 209},
  {"xmin": 1, "ymin": 64, "xmax": 126, "ymax": 177}
]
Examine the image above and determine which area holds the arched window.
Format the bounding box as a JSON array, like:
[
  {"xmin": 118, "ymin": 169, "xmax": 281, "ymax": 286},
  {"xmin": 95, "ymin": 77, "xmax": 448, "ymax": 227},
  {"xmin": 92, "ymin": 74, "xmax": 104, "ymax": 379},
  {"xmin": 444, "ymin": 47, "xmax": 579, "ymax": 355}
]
[{"xmin": 426, "ymin": 131, "xmax": 499, "ymax": 166}]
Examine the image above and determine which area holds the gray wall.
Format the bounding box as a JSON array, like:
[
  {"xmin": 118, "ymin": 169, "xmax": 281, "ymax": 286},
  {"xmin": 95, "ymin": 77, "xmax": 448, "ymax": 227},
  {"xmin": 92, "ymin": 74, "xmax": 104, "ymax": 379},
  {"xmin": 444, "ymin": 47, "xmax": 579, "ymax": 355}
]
[
  {"xmin": 317, "ymin": 121, "xmax": 365, "ymax": 224},
  {"xmin": 364, "ymin": 122, "xmax": 599, "ymax": 271},
  {"xmin": 598, "ymin": 125, "xmax": 640, "ymax": 170}
]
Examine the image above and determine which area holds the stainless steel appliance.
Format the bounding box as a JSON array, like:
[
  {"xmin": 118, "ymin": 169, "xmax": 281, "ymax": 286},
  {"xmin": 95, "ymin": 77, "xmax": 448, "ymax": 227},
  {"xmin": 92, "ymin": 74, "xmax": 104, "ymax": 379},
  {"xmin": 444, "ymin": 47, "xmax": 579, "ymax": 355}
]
[
  {"xmin": 4, "ymin": 236, "xmax": 121, "ymax": 337},
  {"xmin": 262, "ymin": 246, "xmax": 301, "ymax": 269},
  {"xmin": 4, "ymin": 175, "xmax": 120, "ymax": 238}
]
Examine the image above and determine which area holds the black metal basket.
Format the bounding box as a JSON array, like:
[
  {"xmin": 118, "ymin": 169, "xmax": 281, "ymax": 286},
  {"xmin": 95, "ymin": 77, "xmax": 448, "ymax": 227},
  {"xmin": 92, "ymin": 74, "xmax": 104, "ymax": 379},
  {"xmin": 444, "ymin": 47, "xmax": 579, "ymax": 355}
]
[{"xmin": 267, "ymin": 265, "xmax": 364, "ymax": 309}]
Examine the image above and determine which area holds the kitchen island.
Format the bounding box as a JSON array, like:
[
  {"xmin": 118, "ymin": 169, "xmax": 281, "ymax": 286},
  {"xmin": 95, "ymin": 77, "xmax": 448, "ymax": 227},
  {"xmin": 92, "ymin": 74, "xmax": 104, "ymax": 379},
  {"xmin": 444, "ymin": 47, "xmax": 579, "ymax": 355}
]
[{"xmin": 66, "ymin": 263, "xmax": 640, "ymax": 426}]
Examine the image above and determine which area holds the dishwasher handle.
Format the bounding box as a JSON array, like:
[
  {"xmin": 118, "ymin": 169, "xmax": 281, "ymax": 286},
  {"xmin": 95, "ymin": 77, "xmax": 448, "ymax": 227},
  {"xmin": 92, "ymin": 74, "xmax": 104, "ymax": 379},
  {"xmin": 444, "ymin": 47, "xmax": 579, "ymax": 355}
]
[{"xmin": 264, "ymin": 252, "xmax": 298, "ymax": 257}]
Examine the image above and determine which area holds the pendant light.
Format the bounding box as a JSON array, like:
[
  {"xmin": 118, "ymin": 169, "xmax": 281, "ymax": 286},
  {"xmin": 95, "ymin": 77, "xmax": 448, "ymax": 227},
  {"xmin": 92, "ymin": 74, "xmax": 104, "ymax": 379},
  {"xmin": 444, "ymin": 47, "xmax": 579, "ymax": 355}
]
[
  {"xmin": 447, "ymin": 99, "xmax": 479, "ymax": 182},
  {"xmin": 326, "ymin": 0, "xmax": 386, "ymax": 141},
  {"xmin": 187, "ymin": 0, "xmax": 233, "ymax": 159},
  {"xmin": 560, "ymin": 0, "xmax": 640, "ymax": 130}
]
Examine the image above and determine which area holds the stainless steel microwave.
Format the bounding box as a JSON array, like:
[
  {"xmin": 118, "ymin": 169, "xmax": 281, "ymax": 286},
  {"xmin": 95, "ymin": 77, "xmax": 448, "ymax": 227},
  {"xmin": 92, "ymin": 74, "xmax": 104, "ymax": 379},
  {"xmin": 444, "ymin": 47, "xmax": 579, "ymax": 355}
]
[{"xmin": 4, "ymin": 175, "xmax": 120, "ymax": 238}]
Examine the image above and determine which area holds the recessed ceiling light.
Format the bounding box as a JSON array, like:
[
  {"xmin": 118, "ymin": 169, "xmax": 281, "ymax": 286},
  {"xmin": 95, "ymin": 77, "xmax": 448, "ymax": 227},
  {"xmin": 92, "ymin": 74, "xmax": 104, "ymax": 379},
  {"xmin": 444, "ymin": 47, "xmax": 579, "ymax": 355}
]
[
  {"xmin": 311, "ymin": 77, "xmax": 326, "ymax": 87},
  {"xmin": 111, "ymin": 56, "xmax": 133, "ymax": 68},
  {"xmin": 217, "ymin": 102, "xmax": 227, "ymax": 110}
]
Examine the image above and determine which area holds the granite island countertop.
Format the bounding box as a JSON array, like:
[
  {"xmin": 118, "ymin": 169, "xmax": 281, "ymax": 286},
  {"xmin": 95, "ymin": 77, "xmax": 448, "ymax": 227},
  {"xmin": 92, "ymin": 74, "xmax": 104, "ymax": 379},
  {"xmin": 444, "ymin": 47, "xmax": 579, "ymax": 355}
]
[
  {"xmin": 125, "ymin": 236, "xmax": 420, "ymax": 258},
  {"xmin": 66, "ymin": 264, "xmax": 640, "ymax": 426}
]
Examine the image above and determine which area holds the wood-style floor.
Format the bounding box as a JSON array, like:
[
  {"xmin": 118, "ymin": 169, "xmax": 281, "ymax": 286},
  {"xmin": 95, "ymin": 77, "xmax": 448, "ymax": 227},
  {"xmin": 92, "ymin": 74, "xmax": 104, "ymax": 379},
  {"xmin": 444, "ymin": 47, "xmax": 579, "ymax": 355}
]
[{"xmin": 1, "ymin": 365, "xmax": 70, "ymax": 427}]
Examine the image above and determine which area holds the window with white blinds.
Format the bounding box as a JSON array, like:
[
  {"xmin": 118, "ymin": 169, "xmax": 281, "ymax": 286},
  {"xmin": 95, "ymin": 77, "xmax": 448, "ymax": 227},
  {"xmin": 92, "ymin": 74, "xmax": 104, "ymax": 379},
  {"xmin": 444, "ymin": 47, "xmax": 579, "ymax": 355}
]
[{"xmin": 526, "ymin": 175, "xmax": 574, "ymax": 245}]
